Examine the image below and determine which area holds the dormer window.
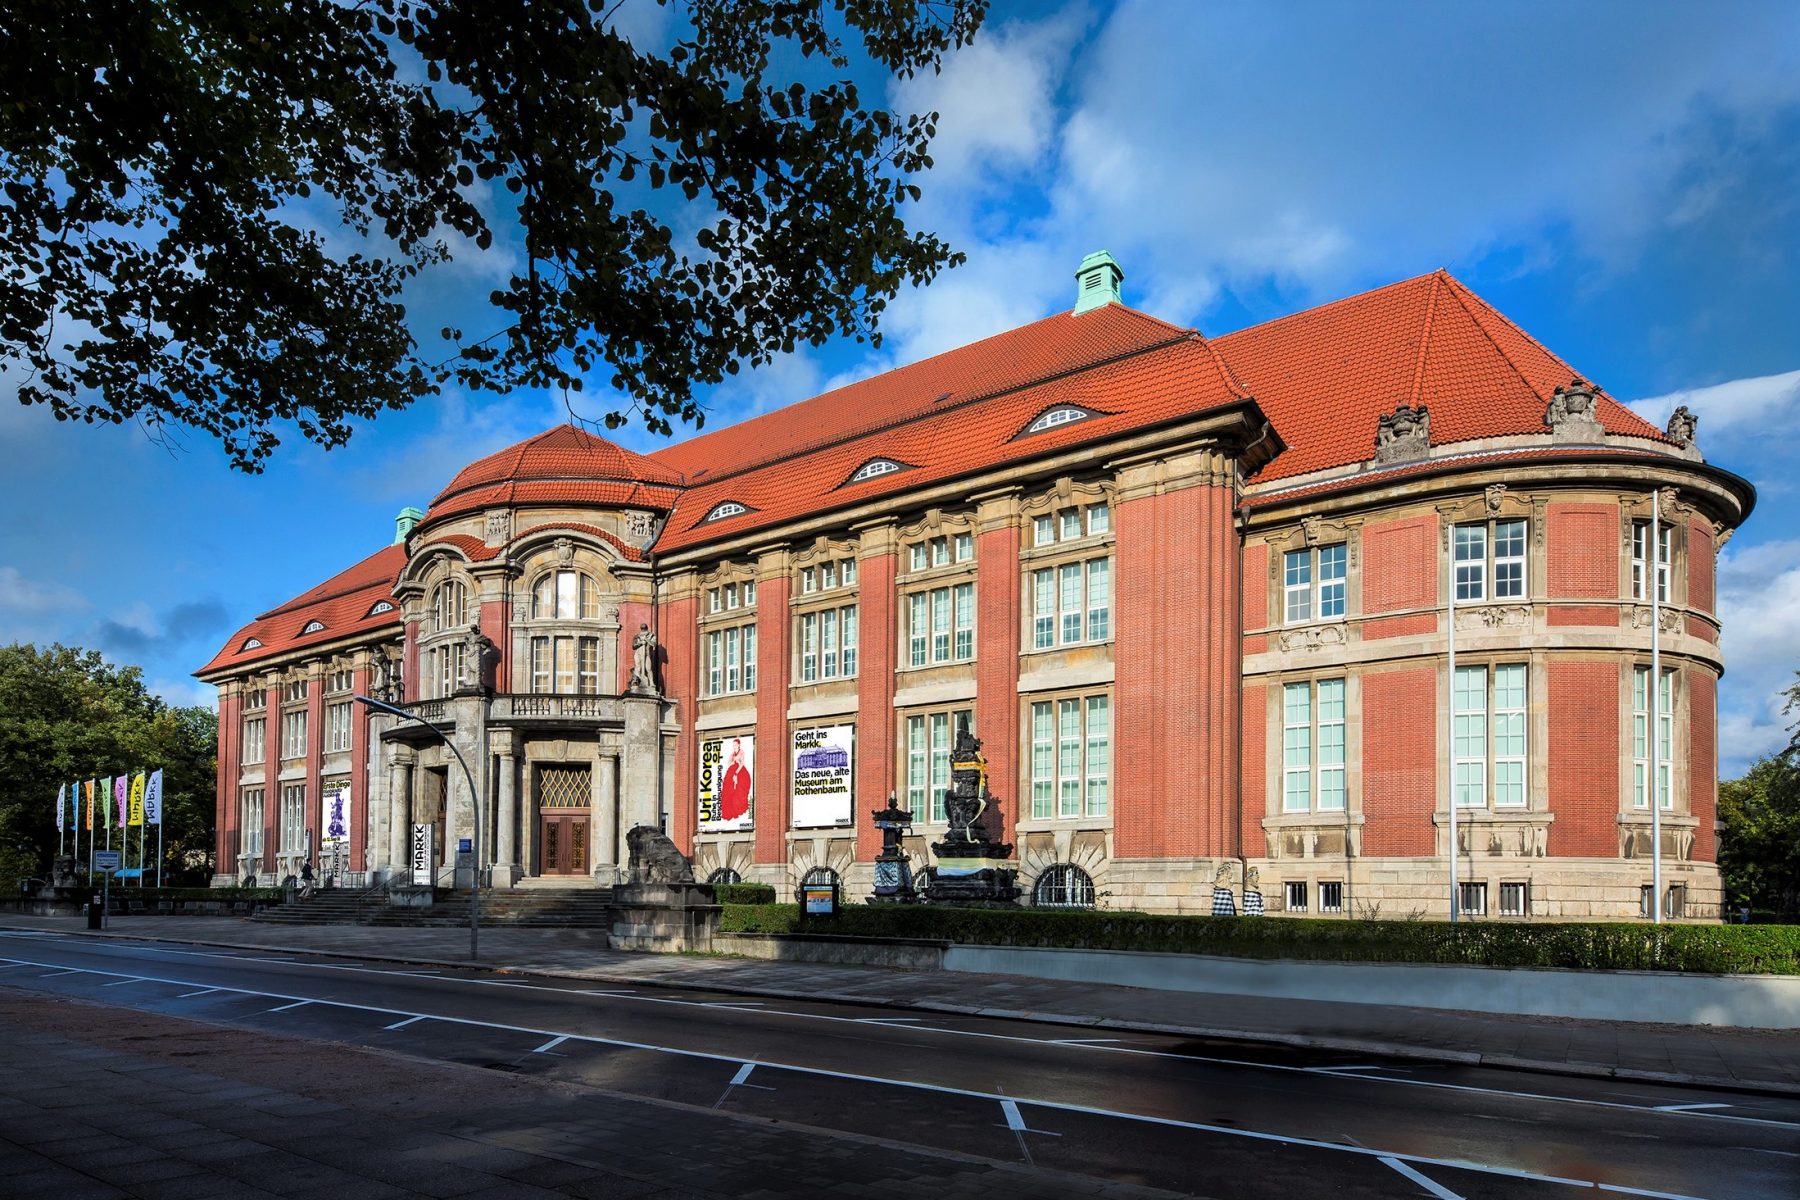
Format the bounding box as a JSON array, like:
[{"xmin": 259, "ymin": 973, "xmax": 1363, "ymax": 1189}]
[
  {"xmin": 1019, "ymin": 405, "xmax": 1098, "ymax": 438},
  {"xmin": 704, "ymin": 500, "xmax": 750, "ymax": 523},
  {"xmin": 367, "ymin": 600, "xmax": 395, "ymax": 617},
  {"xmin": 241, "ymin": 637, "xmax": 263, "ymax": 650},
  {"xmin": 846, "ymin": 458, "xmax": 908, "ymax": 485},
  {"xmin": 300, "ymin": 620, "xmax": 326, "ymax": 634}
]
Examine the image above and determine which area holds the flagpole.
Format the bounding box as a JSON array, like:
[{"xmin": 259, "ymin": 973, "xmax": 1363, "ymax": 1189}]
[
  {"xmin": 1650, "ymin": 489, "xmax": 1663, "ymax": 924},
  {"xmin": 1448, "ymin": 538, "xmax": 1459, "ymax": 924}
]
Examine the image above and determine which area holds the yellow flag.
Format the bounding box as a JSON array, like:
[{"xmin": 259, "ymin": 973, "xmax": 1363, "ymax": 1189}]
[
  {"xmin": 128, "ymin": 773, "xmax": 146, "ymax": 827},
  {"xmin": 85, "ymin": 780, "xmax": 95, "ymax": 830}
]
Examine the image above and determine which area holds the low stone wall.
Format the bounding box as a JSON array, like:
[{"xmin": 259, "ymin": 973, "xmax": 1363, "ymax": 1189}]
[
  {"xmin": 0, "ymin": 895, "xmax": 280, "ymax": 918},
  {"xmin": 718, "ymin": 932, "xmax": 947, "ymax": 971},
  {"xmin": 943, "ymin": 944, "xmax": 1800, "ymax": 1029}
]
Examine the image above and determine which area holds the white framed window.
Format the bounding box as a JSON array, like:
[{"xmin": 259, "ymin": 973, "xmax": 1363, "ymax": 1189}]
[
  {"xmin": 367, "ymin": 600, "xmax": 395, "ymax": 617},
  {"xmin": 529, "ymin": 635, "xmax": 602, "ymax": 695},
  {"xmin": 1028, "ymin": 694, "xmax": 1110, "ymax": 820},
  {"xmin": 300, "ymin": 619, "xmax": 326, "ymax": 634},
  {"xmin": 906, "ymin": 584, "xmax": 974, "ymax": 667},
  {"xmin": 1631, "ymin": 520, "xmax": 1673, "ymax": 602},
  {"xmin": 1499, "ymin": 881, "xmax": 1528, "ymax": 917},
  {"xmin": 704, "ymin": 501, "xmax": 748, "ymax": 522},
  {"xmin": 904, "ymin": 707, "xmax": 972, "ymax": 823},
  {"xmin": 1453, "ymin": 519, "xmax": 1527, "ymax": 603},
  {"xmin": 1632, "ymin": 666, "xmax": 1676, "ymax": 810},
  {"xmin": 280, "ymin": 784, "xmax": 307, "ymax": 853},
  {"xmin": 1032, "ymin": 501, "xmax": 1112, "ymax": 548},
  {"xmin": 428, "ymin": 641, "xmax": 466, "ymax": 699},
  {"xmin": 849, "ymin": 458, "xmax": 902, "ymax": 484},
  {"xmin": 281, "ymin": 678, "xmax": 309, "ymax": 703},
  {"xmin": 432, "ymin": 579, "xmax": 469, "ymax": 631},
  {"xmin": 1282, "ymin": 679, "xmax": 1346, "ymax": 813},
  {"xmin": 1320, "ymin": 881, "xmax": 1344, "ymax": 913},
  {"xmin": 1453, "ymin": 664, "xmax": 1527, "ymax": 808},
  {"xmin": 905, "ymin": 536, "xmax": 970, "ymax": 573},
  {"xmin": 243, "ymin": 689, "xmax": 267, "ymax": 712},
  {"xmin": 325, "ymin": 667, "xmax": 354, "ymax": 694},
  {"xmin": 1458, "ymin": 881, "xmax": 1488, "ymax": 916},
  {"xmin": 705, "ymin": 624, "xmax": 758, "ymax": 696},
  {"xmin": 239, "ymin": 788, "xmax": 264, "ymax": 857},
  {"xmin": 1023, "ymin": 405, "xmax": 1094, "ymax": 435},
  {"xmin": 280, "ymin": 710, "xmax": 308, "ymax": 759},
  {"xmin": 799, "ymin": 605, "xmax": 858, "ymax": 682},
  {"xmin": 1033, "ymin": 864, "xmax": 1096, "ymax": 909},
  {"xmin": 532, "ymin": 570, "xmax": 601, "ymax": 620},
  {"xmin": 1284, "ymin": 881, "xmax": 1309, "ymax": 912},
  {"xmin": 325, "ymin": 702, "xmax": 352, "ymax": 753},
  {"xmin": 1284, "ymin": 543, "xmax": 1347, "ymax": 623},
  {"xmin": 1030, "ymin": 557, "xmax": 1111, "ymax": 649},
  {"xmin": 242, "ymin": 716, "xmax": 266, "ymax": 764}
]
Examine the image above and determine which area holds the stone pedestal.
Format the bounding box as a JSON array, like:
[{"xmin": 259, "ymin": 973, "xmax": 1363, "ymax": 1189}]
[{"xmin": 609, "ymin": 882, "xmax": 719, "ymax": 953}]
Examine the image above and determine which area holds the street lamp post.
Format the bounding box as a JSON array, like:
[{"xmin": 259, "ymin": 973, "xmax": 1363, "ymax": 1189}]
[{"xmin": 355, "ymin": 695, "xmax": 482, "ymax": 961}]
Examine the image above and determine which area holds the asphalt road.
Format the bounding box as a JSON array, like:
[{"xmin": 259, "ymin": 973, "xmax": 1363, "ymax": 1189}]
[{"xmin": 1, "ymin": 929, "xmax": 1795, "ymax": 1200}]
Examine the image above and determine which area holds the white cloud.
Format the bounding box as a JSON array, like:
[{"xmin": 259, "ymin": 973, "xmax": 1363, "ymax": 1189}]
[
  {"xmin": 1627, "ymin": 368, "xmax": 1800, "ymax": 442},
  {"xmin": 345, "ymin": 386, "xmax": 570, "ymax": 503},
  {"xmin": 0, "ymin": 565, "xmax": 89, "ymax": 619},
  {"xmin": 148, "ymin": 676, "xmax": 217, "ymax": 712},
  {"xmin": 1716, "ymin": 536, "xmax": 1800, "ymax": 772}
]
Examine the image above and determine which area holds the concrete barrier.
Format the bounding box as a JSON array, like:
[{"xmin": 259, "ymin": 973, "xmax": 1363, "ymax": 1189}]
[{"xmin": 943, "ymin": 944, "xmax": 1800, "ymax": 1028}]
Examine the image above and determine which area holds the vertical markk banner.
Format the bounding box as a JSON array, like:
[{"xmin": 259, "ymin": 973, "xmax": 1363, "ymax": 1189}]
[
  {"xmin": 128, "ymin": 773, "xmax": 145, "ymax": 827},
  {"xmin": 142, "ymin": 769, "xmax": 163, "ymax": 826},
  {"xmin": 698, "ymin": 734, "xmax": 755, "ymax": 832},
  {"xmin": 114, "ymin": 776, "xmax": 128, "ymax": 828},
  {"xmin": 791, "ymin": 724, "xmax": 854, "ymax": 829},
  {"xmin": 55, "ymin": 784, "xmax": 65, "ymax": 832},
  {"xmin": 85, "ymin": 779, "xmax": 95, "ymax": 831},
  {"xmin": 321, "ymin": 783, "xmax": 351, "ymax": 846}
]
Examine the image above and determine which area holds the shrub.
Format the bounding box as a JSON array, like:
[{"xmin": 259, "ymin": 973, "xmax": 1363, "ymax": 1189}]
[
  {"xmin": 715, "ymin": 904, "xmax": 1800, "ymax": 975},
  {"xmin": 711, "ymin": 883, "xmax": 776, "ymax": 906}
]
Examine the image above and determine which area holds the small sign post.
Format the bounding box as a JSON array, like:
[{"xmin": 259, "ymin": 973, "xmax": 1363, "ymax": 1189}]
[
  {"xmin": 410, "ymin": 824, "xmax": 434, "ymax": 887},
  {"xmin": 92, "ymin": 850, "xmax": 122, "ymax": 930}
]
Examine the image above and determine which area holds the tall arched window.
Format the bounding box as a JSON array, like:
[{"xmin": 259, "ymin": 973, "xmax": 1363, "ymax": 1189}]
[
  {"xmin": 707, "ymin": 868, "xmax": 743, "ymax": 886},
  {"xmin": 432, "ymin": 580, "xmax": 469, "ymax": 632},
  {"xmin": 531, "ymin": 570, "xmax": 601, "ymax": 620},
  {"xmin": 1032, "ymin": 864, "xmax": 1095, "ymax": 909}
]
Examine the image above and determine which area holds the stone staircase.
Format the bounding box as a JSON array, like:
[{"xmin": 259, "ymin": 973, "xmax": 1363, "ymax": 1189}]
[{"xmin": 254, "ymin": 884, "xmax": 617, "ymax": 928}]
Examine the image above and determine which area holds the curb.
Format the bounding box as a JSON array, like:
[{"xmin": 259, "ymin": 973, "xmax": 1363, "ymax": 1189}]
[{"xmin": 6, "ymin": 920, "xmax": 1798, "ymax": 1100}]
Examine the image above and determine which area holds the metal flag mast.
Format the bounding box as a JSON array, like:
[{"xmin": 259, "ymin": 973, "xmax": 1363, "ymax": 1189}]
[
  {"xmin": 1447, "ymin": 536, "xmax": 1459, "ymax": 923},
  {"xmin": 1650, "ymin": 488, "xmax": 1663, "ymax": 923}
]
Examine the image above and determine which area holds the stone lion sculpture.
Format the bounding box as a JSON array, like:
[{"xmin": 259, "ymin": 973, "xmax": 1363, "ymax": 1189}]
[{"xmin": 626, "ymin": 825, "xmax": 694, "ymax": 884}]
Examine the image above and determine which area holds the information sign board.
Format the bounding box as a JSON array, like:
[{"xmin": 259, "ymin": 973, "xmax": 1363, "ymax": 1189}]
[
  {"xmin": 410, "ymin": 823, "xmax": 435, "ymax": 886},
  {"xmin": 93, "ymin": 850, "xmax": 122, "ymax": 872}
]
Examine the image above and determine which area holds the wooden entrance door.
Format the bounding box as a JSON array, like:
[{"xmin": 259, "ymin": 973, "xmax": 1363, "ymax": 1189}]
[{"xmin": 539, "ymin": 813, "xmax": 590, "ymax": 876}]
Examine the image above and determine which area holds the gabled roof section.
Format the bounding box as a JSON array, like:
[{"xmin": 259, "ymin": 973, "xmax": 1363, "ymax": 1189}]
[
  {"xmin": 1216, "ymin": 270, "xmax": 1667, "ymax": 484},
  {"xmin": 424, "ymin": 424, "xmax": 685, "ymax": 527},
  {"xmin": 650, "ymin": 304, "xmax": 1194, "ymax": 482},
  {"xmin": 198, "ymin": 544, "xmax": 406, "ymax": 678},
  {"xmin": 656, "ymin": 331, "xmax": 1254, "ymax": 553}
]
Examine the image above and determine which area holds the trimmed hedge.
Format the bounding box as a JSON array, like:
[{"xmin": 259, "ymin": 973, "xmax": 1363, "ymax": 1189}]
[
  {"xmin": 717, "ymin": 904, "xmax": 1800, "ymax": 975},
  {"xmin": 711, "ymin": 883, "xmax": 776, "ymax": 905}
]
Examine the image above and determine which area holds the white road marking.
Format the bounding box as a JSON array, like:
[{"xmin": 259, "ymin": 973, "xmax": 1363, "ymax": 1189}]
[
  {"xmin": 1381, "ymin": 1156, "xmax": 1464, "ymax": 1200},
  {"xmin": 1655, "ymin": 1103, "xmax": 1730, "ymax": 1113},
  {"xmin": 39, "ymin": 970, "xmax": 81, "ymax": 977},
  {"xmin": 178, "ymin": 988, "xmax": 219, "ymax": 998},
  {"xmin": 1000, "ymin": 1099, "xmax": 1027, "ymax": 1131},
  {"xmin": 729, "ymin": 1062, "xmax": 757, "ymax": 1086},
  {"xmin": 853, "ymin": 1016, "xmax": 923, "ymax": 1024},
  {"xmin": 101, "ymin": 978, "xmax": 140, "ymax": 987},
  {"xmin": 384, "ymin": 1015, "xmax": 426, "ymax": 1030},
  {"xmin": 0, "ymin": 951, "xmax": 1732, "ymax": 1199},
  {"xmin": 267, "ymin": 1000, "xmax": 313, "ymax": 1013},
  {"xmin": 1729, "ymin": 1146, "xmax": 1800, "ymax": 1159},
  {"xmin": 700, "ymin": 1000, "xmax": 765, "ymax": 1008},
  {"xmin": 533, "ymin": 1036, "xmax": 569, "ymax": 1054},
  {"xmin": 1053, "ymin": 1037, "xmax": 1120, "ymax": 1045}
]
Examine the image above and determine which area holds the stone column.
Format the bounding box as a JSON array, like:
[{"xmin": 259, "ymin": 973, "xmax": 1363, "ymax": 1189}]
[
  {"xmin": 619, "ymin": 695, "xmax": 662, "ymax": 836},
  {"xmin": 493, "ymin": 729, "xmax": 519, "ymax": 887},
  {"xmin": 388, "ymin": 745, "xmax": 415, "ymax": 881},
  {"xmin": 447, "ymin": 692, "xmax": 489, "ymax": 886},
  {"xmin": 593, "ymin": 752, "xmax": 619, "ymax": 882}
]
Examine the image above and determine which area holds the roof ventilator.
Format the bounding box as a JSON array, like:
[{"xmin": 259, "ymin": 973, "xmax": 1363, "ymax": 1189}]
[{"xmin": 1072, "ymin": 250, "xmax": 1124, "ymax": 314}]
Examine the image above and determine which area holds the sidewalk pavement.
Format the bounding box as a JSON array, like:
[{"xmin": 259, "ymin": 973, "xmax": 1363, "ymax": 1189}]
[{"xmin": 4, "ymin": 912, "xmax": 1797, "ymax": 1097}]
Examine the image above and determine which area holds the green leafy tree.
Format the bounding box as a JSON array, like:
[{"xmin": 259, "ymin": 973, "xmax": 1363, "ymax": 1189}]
[
  {"xmin": 1718, "ymin": 676, "xmax": 1800, "ymax": 919},
  {"xmin": 0, "ymin": 644, "xmax": 218, "ymax": 889},
  {"xmin": 0, "ymin": 0, "xmax": 986, "ymax": 470}
]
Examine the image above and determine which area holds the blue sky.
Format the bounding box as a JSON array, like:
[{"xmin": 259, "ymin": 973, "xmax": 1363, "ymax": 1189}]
[{"xmin": 3, "ymin": 0, "xmax": 1798, "ymax": 775}]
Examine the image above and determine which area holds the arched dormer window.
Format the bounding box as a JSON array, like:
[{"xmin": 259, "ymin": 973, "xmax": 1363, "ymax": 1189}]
[
  {"xmin": 703, "ymin": 500, "xmax": 750, "ymax": 523},
  {"xmin": 367, "ymin": 600, "xmax": 395, "ymax": 617},
  {"xmin": 431, "ymin": 579, "xmax": 469, "ymax": 632},
  {"xmin": 241, "ymin": 637, "xmax": 263, "ymax": 651},
  {"xmin": 846, "ymin": 458, "xmax": 908, "ymax": 485},
  {"xmin": 531, "ymin": 570, "xmax": 601, "ymax": 620},
  {"xmin": 1018, "ymin": 404, "xmax": 1098, "ymax": 438},
  {"xmin": 300, "ymin": 620, "xmax": 326, "ymax": 635}
]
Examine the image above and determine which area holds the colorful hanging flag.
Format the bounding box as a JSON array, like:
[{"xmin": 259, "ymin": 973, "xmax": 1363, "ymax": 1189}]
[
  {"xmin": 144, "ymin": 769, "xmax": 164, "ymax": 826},
  {"xmin": 85, "ymin": 779, "xmax": 95, "ymax": 831},
  {"xmin": 115, "ymin": 775, "xmax": 128, "ymax": 829},
  {"xmin": 56, "ymin": 784, "xmax": 66, "ymax": 832},
  {"xmin": 128, "ymin": 773, "xmax": 146, "ymax": 827}
]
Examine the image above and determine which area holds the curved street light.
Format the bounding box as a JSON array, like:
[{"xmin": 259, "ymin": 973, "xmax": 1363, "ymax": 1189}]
[{"xmin": 356, "ymin": 695, "xmax": 482, "ymax": 961}]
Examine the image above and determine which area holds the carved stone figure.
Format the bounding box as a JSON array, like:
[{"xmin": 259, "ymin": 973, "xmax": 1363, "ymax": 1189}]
[
  {"xmin": 1484, "ymin": 483, "xmax": 1506, "ymax": 514},
  {"xmin": 628, "ymin": 624, "xmax": 659, "ymax": 695},
  {"xmin": 463, "ymin": 623, "xmax": 499, "ymax": 695},
  {"xmin": 1243, "ymin": 866, "xmax": 1265, "ymax": 916},
  {"xmin": 1665, "ymin": 404, "xmax": 1698, "ymax": 448},
  {"xmin": 1374, "ymin": 402, "xmax": 1431, "ymax": 463},
  {"xmin": 1210, "ymin": 861, "xmax": 1238, "ymax": 916},
  {"xmin": 1545, "ymin": 379, "xmax": 1605, "ymax": 441},
  {"xmin": 922, "ymin": 725, "xmax": 1019, "ymax": 905},
  {"xmin": 626, "ymin": 825, "xmax": 695, "ymax": 884}
]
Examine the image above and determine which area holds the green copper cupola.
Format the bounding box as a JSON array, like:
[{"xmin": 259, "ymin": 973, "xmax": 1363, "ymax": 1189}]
[
  {"xmin": 393, "ymin": 506, "xmax": 425, "ymax": 544},
  {"xmin": 1072, "ymin": 250, "xmax": 1124, "ymax": 314}
]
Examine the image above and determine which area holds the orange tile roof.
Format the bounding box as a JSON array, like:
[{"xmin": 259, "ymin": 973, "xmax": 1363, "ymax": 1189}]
[
  {"xmin": 425, "ymin": 425, "xmax": 685, "ymax": 527},
  {"xmin": 1216, "ymin": 270, "xmax": 1667, "ymax": 483},
  {"xmin": 198, "ymin": 544, "xmax": 405, "ymax": 677},
  {"xmin": 650, "ymin": 304, "xmax": 1195, "ymax": 481}
]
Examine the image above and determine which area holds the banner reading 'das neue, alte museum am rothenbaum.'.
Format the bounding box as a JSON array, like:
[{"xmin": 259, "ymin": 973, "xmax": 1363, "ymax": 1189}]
[
  {"xmin": 698, "ymin": 734, "xmax": 754, "ymax": 832},
  {"xmin": 791, "ymin": 724, "xmax": 854, "ymax": 829}
]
